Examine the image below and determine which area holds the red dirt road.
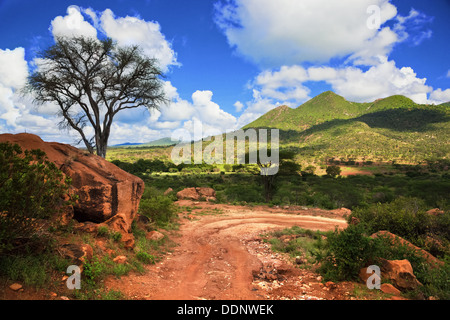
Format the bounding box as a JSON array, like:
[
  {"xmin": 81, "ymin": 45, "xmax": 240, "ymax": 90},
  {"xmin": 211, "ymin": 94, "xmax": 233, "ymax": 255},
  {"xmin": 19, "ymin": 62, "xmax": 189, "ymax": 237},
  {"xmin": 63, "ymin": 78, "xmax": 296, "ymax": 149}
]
[{"xmin": 105, "ymin": 201, "xmax": 349, "ymax": 300}]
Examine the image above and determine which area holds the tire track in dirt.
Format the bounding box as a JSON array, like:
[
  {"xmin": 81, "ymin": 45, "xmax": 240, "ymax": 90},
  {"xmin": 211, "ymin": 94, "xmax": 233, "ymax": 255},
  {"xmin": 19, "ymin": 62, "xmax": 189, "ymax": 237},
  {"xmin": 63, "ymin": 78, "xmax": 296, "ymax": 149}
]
[{"xmin": 104, "ymin": 202, "xmax": 347, "ymax": 300}]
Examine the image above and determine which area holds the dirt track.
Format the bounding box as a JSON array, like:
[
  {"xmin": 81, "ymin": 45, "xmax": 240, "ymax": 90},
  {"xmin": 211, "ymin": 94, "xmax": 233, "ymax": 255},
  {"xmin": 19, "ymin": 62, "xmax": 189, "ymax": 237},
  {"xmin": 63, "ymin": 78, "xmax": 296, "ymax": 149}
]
[{"xmin": 105, "ymin": 201, "xmax": 349, "ymax": 300}]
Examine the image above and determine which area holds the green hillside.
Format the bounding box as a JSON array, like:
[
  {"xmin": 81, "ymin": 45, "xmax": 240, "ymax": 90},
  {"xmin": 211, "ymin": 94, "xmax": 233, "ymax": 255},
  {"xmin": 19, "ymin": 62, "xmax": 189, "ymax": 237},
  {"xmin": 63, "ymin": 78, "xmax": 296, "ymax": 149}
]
[
  {"xmin": 243, "ymin": 91, "xmax": 366, "ymax": 130},
  {"xmin": 244, "ymin": 91, "xmax": 450, "ymax": 165}
]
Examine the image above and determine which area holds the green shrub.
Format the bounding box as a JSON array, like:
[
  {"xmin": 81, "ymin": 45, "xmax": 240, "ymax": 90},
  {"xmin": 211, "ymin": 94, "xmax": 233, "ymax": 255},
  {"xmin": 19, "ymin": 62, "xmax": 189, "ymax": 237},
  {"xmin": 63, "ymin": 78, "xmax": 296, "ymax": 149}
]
[
  {"xmin": 112, "ymin": 232, "xmax": 122, "ymax": 242},
  {"xmin": 223, "ymin": 184, "xmax": 264, "ymax": 203},
  {"xmin": 97, "ymin": 226, "xmax": 110, "ymax": 237},
  {"xmin": 326, "ymin": 165, "xmax": 341, "ymax": 177},
  {"xmin": 418, "ymin": 255, "xmax": 450, "ymax": 300},
  {"xmin": 136, "ymin": 251, "xmax": 155, "ymax": 264},
  {"xmin": 139, "ymin": 195, "xmax": 177, "ymax": 227},
  {"xmin": 0, "ymin": 142, "xmax": 71, "ymax": 253},
  {"xmin": 96, "ymin": 226, "xmax": 122, "ymax": 242},
  {"xmin": 370, "ymin": 186, "xmax": 395, "ymax": 203},
  {"xmin": 83, "ymin": 255, "xmax": 105, "ymax": 287},
  {"xmin": 315, "ymin": 224, "xmax": 381, "ymax": 282},
  {"xmin": 350, "ymin": 197, "xmax": 432, "ymax": 244}
]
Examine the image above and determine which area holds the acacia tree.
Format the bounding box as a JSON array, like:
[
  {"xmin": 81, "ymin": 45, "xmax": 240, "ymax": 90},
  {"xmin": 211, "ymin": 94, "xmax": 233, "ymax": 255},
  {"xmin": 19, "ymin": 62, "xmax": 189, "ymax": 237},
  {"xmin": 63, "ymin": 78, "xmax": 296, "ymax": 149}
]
[{"xmin": 25, "ymin": 36, "xmax": 167, "ymax": 158}]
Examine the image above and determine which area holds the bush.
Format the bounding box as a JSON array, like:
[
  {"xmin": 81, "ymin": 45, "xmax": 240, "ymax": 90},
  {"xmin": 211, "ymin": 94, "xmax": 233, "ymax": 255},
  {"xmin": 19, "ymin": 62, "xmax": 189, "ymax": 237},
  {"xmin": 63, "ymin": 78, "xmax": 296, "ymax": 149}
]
[
  {"xmin": 136, "ymin": 251, "xmax": 155, "ymax": 264},
  {"xmin": 223, "ymin": 184, "xmax": 264, "ymax": 203},
  {"xmin": 326, "ymin": 165, "xmax": 341, "ymax": 177},
  {"xmin": 139, "ymin": 195, "xmax": 177, "ymax": 227},
  {"xmin": 418, "ymin": 254, "xmax": 450, "ymax": 300},
  {"xmin": 315, "ymin": 224, "xmax": 381, "ymax": 281},
  {"xmin": 350, "ymin": 197, "xmax": 431, "ymax": 244},
  {"xmin": 0, "ymin": 142, "xmax": 71, "ymax": 253},
  {"xmin": 82, "ymin": 255, "xmax": 106, "ymax": 287}
]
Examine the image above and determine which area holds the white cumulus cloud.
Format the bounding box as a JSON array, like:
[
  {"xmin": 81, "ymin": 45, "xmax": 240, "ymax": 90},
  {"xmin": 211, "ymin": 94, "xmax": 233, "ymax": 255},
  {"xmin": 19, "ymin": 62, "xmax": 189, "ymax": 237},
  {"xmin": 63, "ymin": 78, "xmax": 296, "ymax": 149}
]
[
  {"xmin": 50, "ymin": 5, "xmax": 98, "ymax": 39},
  {"xmin": 99, "ymin": 9, "xmax": 179, "ymax": 72},
  {"xmin": 214, "ymin": 0, "xmax": 398, "ymax": 67},
  {"xmin": 429, "ymin": 89, "xmax": 450, "ymax": 105},
  {"xmin": 153, "ymin": 82, "xmax": 238, "ymax": 136},
  {"xmin": 50, "ymin": 6, "xmax": 179, "ymax": 72}
]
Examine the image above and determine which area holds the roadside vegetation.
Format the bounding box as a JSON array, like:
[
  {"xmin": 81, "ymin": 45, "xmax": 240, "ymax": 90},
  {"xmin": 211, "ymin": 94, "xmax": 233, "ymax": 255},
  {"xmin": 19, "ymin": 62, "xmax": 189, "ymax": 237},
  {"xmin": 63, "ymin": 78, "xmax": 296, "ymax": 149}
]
[{"xmin": 261, "ymin": 197, "xmax": 449, "ymax": 300}]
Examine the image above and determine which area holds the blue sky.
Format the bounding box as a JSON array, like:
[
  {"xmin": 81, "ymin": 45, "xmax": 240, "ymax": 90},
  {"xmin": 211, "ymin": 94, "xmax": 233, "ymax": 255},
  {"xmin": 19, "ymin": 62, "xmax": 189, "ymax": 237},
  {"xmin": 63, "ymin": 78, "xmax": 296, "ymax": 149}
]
[{"xmin": 0, "ymin": 0, "xmax": 449, "ymax": 145}]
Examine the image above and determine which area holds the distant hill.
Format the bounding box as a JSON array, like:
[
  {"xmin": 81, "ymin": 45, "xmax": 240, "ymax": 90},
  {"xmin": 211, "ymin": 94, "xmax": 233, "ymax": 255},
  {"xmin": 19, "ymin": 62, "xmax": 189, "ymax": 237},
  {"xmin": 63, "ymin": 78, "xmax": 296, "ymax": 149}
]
[
  {"xmin": 113, "ymin": 142, "xmax": 144, "ymax": 147},
  {"xmin": 112, "ymin": 137, "xmax": 180, "ymax": 148},
  {"xmin": 243, "ymin": 91, "xmax": 450, "ymax": 164},
  {"xmin": 140, "ymin": 137, "xmax": 181, "ymax": 147}
]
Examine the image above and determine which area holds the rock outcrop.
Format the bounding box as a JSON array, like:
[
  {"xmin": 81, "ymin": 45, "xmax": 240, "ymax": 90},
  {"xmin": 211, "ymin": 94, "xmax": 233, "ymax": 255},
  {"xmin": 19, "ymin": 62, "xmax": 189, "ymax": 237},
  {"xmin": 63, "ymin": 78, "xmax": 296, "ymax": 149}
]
[
  {"xmin": 146, "ymin": 230, "xmax": 165, "ymax": 241},
  {"xmin": 0, "ymin": 133, "xmax": 144, "ymax": 248},
  {"xmin": 370, "ymin": 231, "xmax": 443, "ymax": 266},
  {"xmin": 176, "ymin": 187, "xmax": 216, "ymax": 201},
  {"xmin": 379, "ymin": 259, "xmax": 422, "ymax": 291},
  {"xmin": 359, "ymin": 258, "xmax": 421, "ymax": 293}
]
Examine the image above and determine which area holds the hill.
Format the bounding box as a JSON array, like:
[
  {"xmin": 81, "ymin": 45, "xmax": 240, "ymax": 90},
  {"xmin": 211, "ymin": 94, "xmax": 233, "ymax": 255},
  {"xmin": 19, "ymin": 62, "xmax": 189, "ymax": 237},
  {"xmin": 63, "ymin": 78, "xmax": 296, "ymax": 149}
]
[
  {"xmin": 112, "ymin": 137, "xmax": 179, "ymax": 148},
  {"xmin": 243, "ymin": 91, "xmax": 450, "ymax": 165},
  {"xmin": 112, "ymin": 142, "xmax": 144, "ymax": 147}
]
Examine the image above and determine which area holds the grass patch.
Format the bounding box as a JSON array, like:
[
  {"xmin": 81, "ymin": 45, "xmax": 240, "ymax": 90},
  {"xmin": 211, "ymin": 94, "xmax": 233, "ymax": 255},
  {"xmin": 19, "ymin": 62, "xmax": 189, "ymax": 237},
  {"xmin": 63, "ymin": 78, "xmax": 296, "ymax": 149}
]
[
  {"xmin": 0, "ymin": 250, "xmax": 70, "ymax": 288},
  {"xmin": 263, "ymin": 226, "xmax": 328, "ymax": 267}
]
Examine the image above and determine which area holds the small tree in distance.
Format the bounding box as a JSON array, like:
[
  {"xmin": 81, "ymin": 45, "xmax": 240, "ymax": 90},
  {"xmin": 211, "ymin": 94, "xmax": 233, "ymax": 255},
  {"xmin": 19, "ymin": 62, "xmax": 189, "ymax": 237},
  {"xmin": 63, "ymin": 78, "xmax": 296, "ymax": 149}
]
[
  {"xmin": 326, "ymin": 165, "xmax": 342, "ymax": 177},
  {"xmin": 25, "ymin": 36, "xmax": 167, "ymax": 158}
]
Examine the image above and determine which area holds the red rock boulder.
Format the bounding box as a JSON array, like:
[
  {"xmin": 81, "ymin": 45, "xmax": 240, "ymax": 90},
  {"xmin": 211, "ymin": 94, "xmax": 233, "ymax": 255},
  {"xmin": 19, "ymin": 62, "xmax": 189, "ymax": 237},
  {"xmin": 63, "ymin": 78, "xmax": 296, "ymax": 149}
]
[
  {"xmin": 176, "ymin": 187, "xmax": 216, "ymax": 201},
  {"xmin": 379, "ymin": 259, "xmax": 422, "ymax": 291},
  {"xmin": 0, "ymin": 133, "xmax": 144, "ymax": 247},
  {"xmin": 359, "ymin": 259, "xmax": 422, "ymax": 292}
]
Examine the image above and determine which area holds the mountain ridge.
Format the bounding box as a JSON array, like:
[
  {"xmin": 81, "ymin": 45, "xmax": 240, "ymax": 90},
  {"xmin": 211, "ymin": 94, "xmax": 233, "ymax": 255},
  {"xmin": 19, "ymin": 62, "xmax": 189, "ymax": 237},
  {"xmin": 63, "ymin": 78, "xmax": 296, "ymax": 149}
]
[
  {"xmin": 243, "ymin": 91, "xmax": 450, "ymax": 164},
  {"xmin": 112, "ymin": 137, "xmax": 180, "ymax": 148},
  {"xmin": 243, "ymin": 91, "xmax": 432, "ymax": 131}
]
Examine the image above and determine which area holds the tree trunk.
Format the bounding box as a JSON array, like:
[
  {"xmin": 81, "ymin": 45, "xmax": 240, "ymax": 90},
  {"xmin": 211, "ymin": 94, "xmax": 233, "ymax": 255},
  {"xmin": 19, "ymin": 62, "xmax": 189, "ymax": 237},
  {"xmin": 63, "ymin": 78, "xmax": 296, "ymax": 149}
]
[
  {"xmin": 96, "ymin": 139, "xmax": 107, "ymax": 158},
  {"xmin": 261, "ymin": 174, "xmax": 275, "ymax": 202}
]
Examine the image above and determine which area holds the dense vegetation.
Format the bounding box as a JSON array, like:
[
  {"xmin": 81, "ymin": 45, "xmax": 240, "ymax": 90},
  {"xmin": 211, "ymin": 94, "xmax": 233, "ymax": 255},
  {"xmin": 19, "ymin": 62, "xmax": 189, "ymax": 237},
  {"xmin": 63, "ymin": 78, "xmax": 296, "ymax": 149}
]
[
  {"xmin": 0, "ymin": 142, "xmax": 74, "ymax": 294},
  {"xmin": 0, "ymin": 142, "xmax": 71, "ymax": 254},
  {"xmin": 109, "ymin": 157, "xmax": 449, "ymax": 211}
]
